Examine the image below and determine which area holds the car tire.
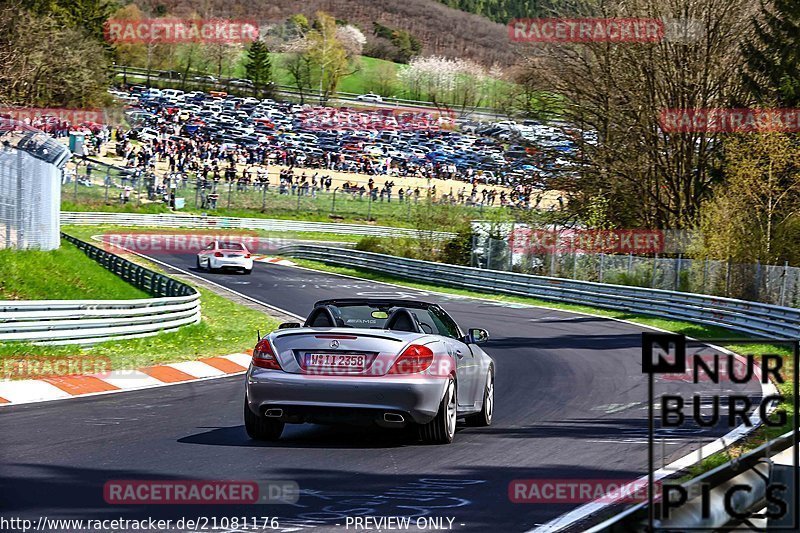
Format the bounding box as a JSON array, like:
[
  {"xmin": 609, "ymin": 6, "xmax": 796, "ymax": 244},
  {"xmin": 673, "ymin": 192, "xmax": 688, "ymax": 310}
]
[
  {"xmin": 419, "ymin": 378, "xmax": 456, "ymax": 445},
  {"xmin": 196, "ymin": 257, "xmax": 204, "ymax": 270},
  {"xmin": 244, "ymin": 398, "xmax": 284, "ymax": 441},
  {"xmin": 243, "ymin": 268, "xmax": 252, "ymax": 275},
  {"xmin": 465, "ymin": 369, "xmax": 493, "ymax": 427}
]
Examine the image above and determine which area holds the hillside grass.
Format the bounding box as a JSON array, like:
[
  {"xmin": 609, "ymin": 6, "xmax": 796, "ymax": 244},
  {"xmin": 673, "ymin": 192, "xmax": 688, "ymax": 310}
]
[
  {"xmin": 0, "ymin": 238, "xmax": 149, "ymax": 300},
  {"xmin": 233, "ymin": 53, "xmax": 401, "ymax": 96}
]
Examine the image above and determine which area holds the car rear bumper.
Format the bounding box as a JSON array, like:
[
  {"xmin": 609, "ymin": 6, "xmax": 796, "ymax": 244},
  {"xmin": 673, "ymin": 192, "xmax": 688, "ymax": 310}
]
[
  {"xmin": 245, "ymin": 367, "xmax": 449, "ymax": 425},
  {"xmin": 208, "ymin": 256, "xmax": 253, "ymax": 270}
]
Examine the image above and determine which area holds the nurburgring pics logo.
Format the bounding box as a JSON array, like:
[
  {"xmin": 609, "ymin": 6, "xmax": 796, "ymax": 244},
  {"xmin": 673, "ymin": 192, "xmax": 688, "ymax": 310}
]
[
  {"xmin": 642, "ymin": 334, "xmax": 798, "ymax": 528},
  {"xmin": 660, "ymin": 108, "xmax": 800, "ymax": 133},
  {"xmin": 104, "ymin": 18, "xmax": 259, "ymax": 44}
]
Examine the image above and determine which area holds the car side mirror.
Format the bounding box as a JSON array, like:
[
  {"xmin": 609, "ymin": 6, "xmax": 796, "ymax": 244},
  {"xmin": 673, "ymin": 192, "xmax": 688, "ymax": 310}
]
[
  {"xmin": 278, "ymin": 322, "xmax": 301, "ymax": 329},
  {"xmin": 467, "ymin": 328, "xmax": 489, "ymax": 345}
]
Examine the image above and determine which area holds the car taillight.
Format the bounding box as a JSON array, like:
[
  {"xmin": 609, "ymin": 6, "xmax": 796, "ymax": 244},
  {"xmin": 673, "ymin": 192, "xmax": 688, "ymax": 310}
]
[
  {"xmin": 214, "ymin": 251, "xmax": 223, "ymax": 257},
  {"xmin": 389, "ymin": 344, "xmax": 434, "ymax": 374},
  {"xmin": 252, "ymin": 339, "xmax": 282, "ymax": 370},
  {"xmin": 244, "ymin": 253, "xmax": 251, "ymax": 258}
]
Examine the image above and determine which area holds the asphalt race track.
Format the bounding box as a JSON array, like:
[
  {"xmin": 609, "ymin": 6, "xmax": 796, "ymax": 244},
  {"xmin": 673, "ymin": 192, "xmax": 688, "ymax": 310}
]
[{"xmin": 1, "ymin": 253, "xmax": 764, "ymax": 532}]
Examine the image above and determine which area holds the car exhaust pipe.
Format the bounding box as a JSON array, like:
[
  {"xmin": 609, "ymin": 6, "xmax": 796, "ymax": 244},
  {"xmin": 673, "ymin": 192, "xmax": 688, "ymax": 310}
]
[
  {"xmin": 384, "ymin": 413, "xmax": 404, "ymax": 423},
  {"xmin": 265, "ymin": 408, "xmax": 283, "ymax": 418}
]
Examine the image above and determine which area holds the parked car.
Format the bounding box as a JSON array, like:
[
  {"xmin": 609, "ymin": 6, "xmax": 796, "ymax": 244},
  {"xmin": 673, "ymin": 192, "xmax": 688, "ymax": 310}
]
[
  {"xmin": 356, "ymin": 93, "xmax": 383, "ymax": 103},
  {"xmin": 193, "ymin": 75, "xmax": 218, "ymax": 84}
]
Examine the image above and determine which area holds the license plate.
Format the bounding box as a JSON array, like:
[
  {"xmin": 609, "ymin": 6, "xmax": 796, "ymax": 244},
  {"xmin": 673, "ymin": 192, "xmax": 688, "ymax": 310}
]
[{"xmin": 304, "ymin": 353, "xmax": 366, "ymax": 372}]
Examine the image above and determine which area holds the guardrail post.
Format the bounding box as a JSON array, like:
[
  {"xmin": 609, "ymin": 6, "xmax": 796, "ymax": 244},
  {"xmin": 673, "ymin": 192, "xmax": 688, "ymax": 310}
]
[
  {"xmin": 599, "ymin": 252, "xmax": 605, "ymax": 283},
  {"xmin": 780, "ymin": 261, "xmax": 789, "ymax": 306},
  {"xmin": 573, "ymin": 252, "xmax": 578, "ymax": 279},
  {"xmin": 725, "ymin": 257, "xmax": 732, "ymax": 297},
  {"xmin": 754, "ymin": 260, "xmax": 762, "ymax": 301},
  {"xmin": 652, "ymin": 254, "xmax": 659, "ymax": 288}
]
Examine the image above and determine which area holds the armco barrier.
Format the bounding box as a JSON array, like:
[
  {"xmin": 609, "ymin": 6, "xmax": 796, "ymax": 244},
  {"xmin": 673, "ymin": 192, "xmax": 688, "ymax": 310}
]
[
  {"xmin": 0, "ymin": 234, "xmax": 200, "ymax": 345},
  {"xmin": 279, "ymin": 244, "xmax": 800, "ymax": 339},
  {"xmin": 60, "ymin": 212, "xmax": 455, "ymax": 240}
]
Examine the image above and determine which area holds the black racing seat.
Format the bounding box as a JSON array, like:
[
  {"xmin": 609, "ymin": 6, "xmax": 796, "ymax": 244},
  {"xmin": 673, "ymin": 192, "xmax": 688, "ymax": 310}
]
[
  {"xmin": 304, "ymin": 305, "xmax": 344, "ymax": 328},
  {"xmin": 384, "ymin": 308, "xmax": 422, "ymax": 333}
]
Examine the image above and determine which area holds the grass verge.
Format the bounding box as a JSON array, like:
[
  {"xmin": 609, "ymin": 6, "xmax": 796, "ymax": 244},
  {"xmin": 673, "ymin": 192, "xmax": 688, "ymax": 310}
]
[{"xmin": 0, "ymin": 238, "xmax": 149, "ymax": 300}]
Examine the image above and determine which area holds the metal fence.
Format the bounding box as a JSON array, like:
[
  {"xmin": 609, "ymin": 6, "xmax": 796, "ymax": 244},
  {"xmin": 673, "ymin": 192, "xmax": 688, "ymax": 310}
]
[
  {"xmin": 474, "ymin": 236, "xmax": 800, "ymax": 308},
  {"xmin": 0, "ymin": 234, "xmax": 200, "ymax": 345},
  {"xmin": 280, "ymin": 244, "xmax": 800, "ymax": 339},
  {"xmin": 65, "ymin": 156, "xmax": 495, "ymax": 229},
  {"xmin": 0, "ymin": 119, "xmax": 70, "ymax": 250}
]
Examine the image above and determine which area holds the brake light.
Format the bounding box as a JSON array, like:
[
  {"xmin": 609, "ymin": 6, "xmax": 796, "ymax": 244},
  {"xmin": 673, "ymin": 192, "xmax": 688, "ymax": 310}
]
[
  {"xmin": 389, "ymin": 344, "xmax": 434, "ymax": 374},
  {"xmin": 252, "ymin": 339, "xmax": 282, "ymax": 370},
  {"xmin": 214, "ymin": 251, "xmax": 223, "ymax": 257},
  {"xmin": 244, "ymin": 253, "xmax": 251, "ymax": 258}
]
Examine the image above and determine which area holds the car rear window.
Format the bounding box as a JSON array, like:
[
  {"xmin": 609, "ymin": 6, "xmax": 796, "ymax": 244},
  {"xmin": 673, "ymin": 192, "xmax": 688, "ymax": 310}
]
[
  {"xmin": 218, "ymin": 242, "xmax": 244, "ymax": 250},
  {"xmin": 330, "ymin": 304, "xmax": 448, "ymax": 336}
]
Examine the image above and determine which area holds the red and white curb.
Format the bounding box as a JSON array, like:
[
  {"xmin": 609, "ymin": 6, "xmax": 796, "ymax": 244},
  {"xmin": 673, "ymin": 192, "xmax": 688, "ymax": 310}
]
[
  {"xmin": 0, "ymin": 352, "xmax": 253, "ymax": 406},
  {"xmin": 251, "ymin": 255, "xmax": 295, "ymax": 266}
]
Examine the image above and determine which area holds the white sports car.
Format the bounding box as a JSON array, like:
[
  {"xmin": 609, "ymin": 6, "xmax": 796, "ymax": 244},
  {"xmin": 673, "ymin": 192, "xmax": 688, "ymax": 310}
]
[{"xmin": 196, "ymin": 240, "xmax": 253, "ymax": 274}]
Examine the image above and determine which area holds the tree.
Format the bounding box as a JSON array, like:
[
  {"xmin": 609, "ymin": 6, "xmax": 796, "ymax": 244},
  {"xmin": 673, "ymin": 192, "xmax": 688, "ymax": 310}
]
[
  {"xmin": 283, "ymin": 38, "xmax": 314, "ymax": 103},
  {"xmin": 23, "ymin": 0, "xmax": 117, "ymax": 42},
  {"xmin": 697, "ymin": 133, "xmax": 800, "ymax": 264},
  {"xmin": 366, "ymin": 62, "xmax": 398, "ymax": 96},
  {"xmin": 306, "ymin": 12, "xmax": 350, "ymax": 104},
  {"xmin": 245, "ymin": 39, "xmax": 273, "ymax": 97},
  {"xmin": 521, "ymin": 0, "xmax": 756, "ymax": 229},
  {"xmin": 742, "ymin": 0, "xmax": 800, "ymax": 106},
  {"xmin": 0, "ymin": 4, "xmax": 109, "ymax": 107}
]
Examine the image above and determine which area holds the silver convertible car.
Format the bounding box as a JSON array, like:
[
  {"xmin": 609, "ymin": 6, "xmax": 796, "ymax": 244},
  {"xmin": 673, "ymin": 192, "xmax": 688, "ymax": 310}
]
[{"xmin": 244, "ymin": 298, "xmax": 495, "ymax": 444}]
